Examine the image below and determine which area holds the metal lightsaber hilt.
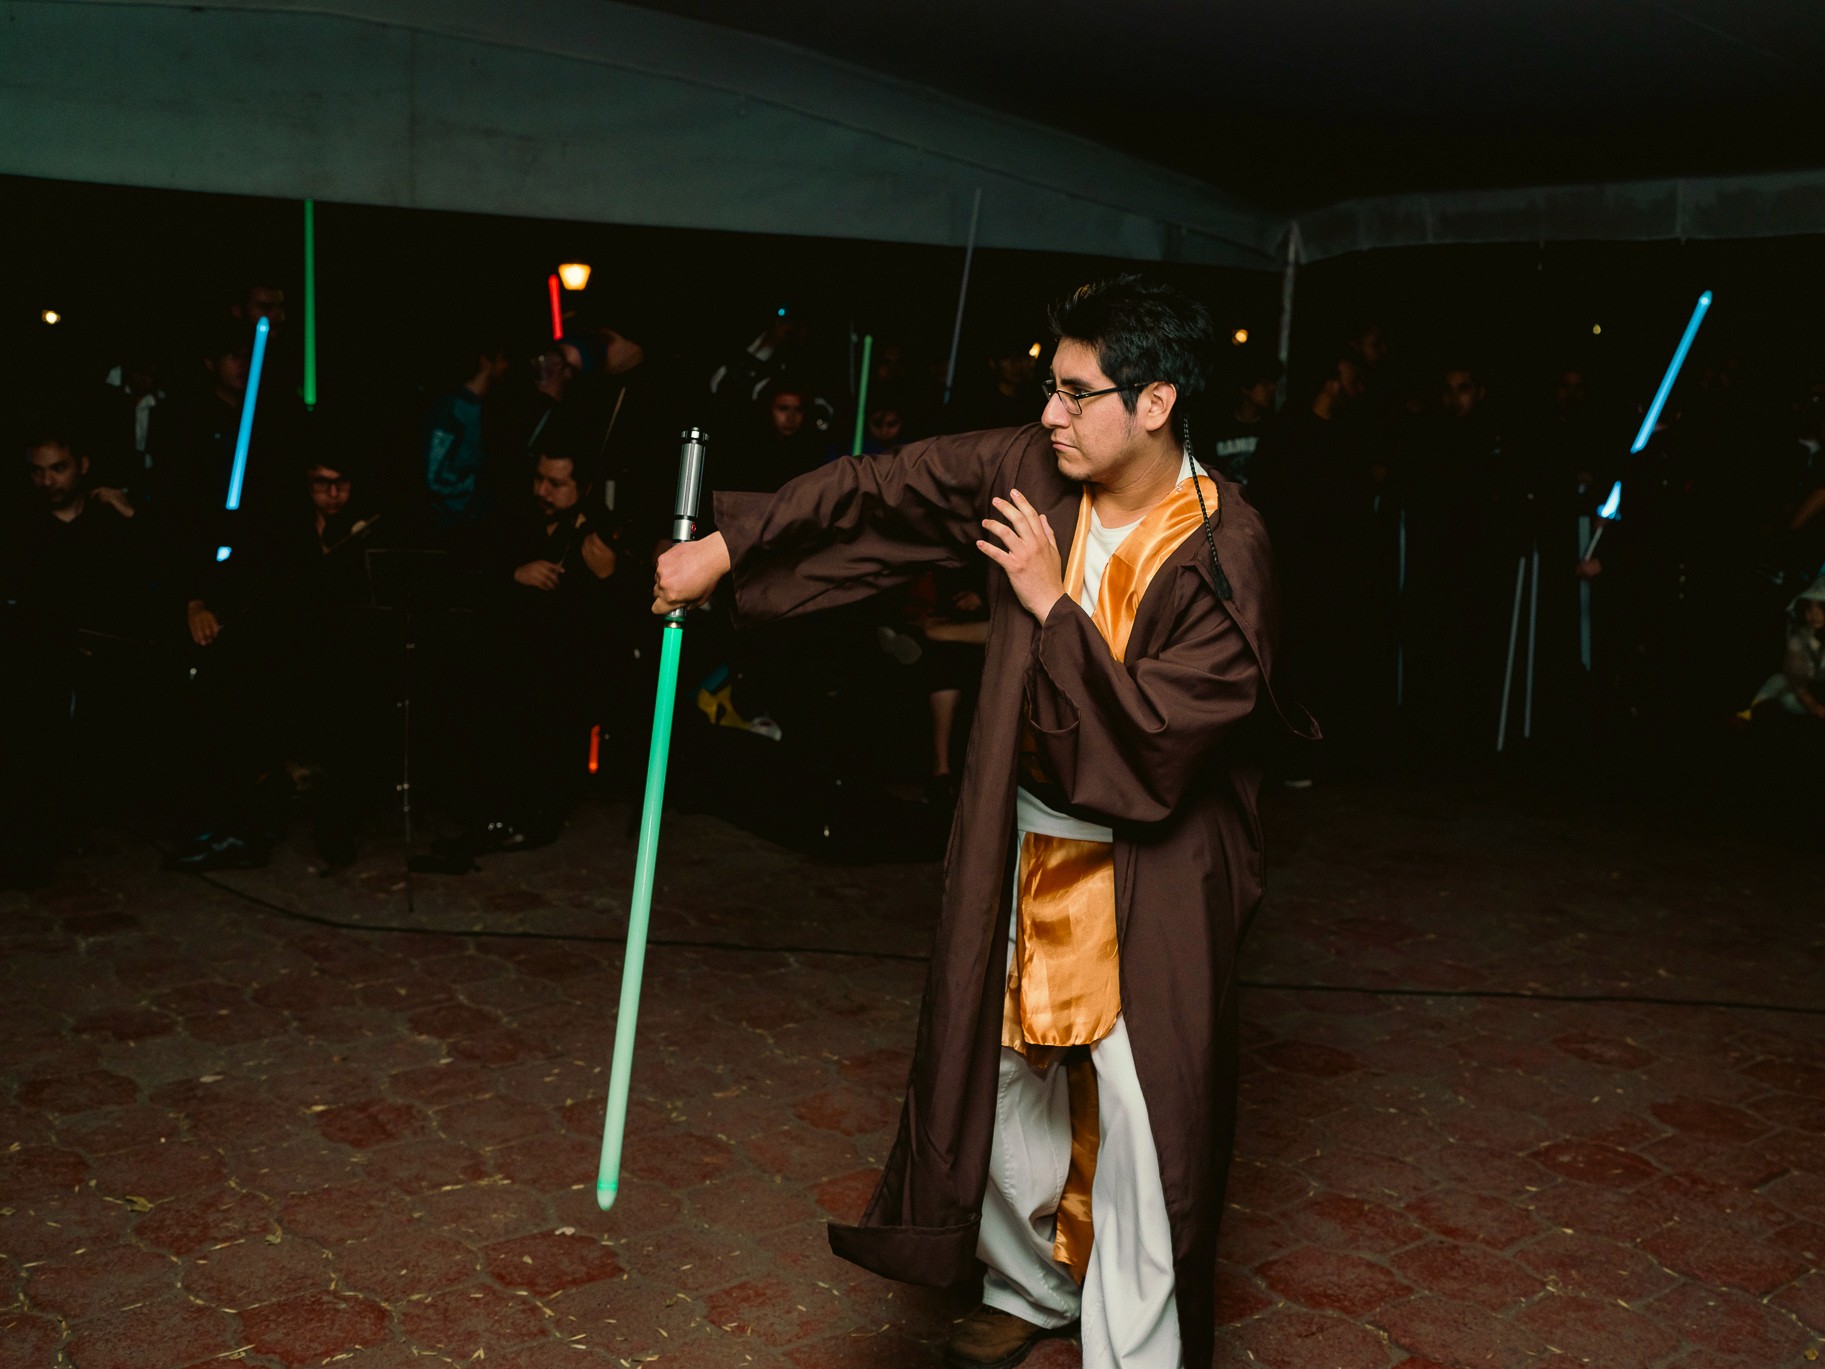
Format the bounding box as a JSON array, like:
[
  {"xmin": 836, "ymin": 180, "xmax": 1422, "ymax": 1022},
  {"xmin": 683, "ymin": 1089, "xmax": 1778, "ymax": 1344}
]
[
  {"xmin": 666, "ymin": 427, "xmax": 709, "ymax": 622},
  {"xmin": 597, "ymin": 427, "xmax": 710, "ymax": 1213}
]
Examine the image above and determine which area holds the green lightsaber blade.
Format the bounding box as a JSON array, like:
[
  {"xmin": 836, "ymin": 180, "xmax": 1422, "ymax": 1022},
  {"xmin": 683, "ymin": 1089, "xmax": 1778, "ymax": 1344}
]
[
  {"xmin": 303, "ymin": 199, "xmax": 318, "ymax": 410},
  {"xmin": 851, "ymin": 333, "xmax": 874, "ymax": 453},
  {"xmin": 598, "ymin": 427, "xmax": 710, "ymax": 1211}
]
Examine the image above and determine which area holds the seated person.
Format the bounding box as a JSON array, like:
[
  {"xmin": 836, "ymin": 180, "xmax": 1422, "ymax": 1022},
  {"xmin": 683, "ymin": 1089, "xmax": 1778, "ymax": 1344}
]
[
  {"xmin": 728, "ymin": 379, "xmax": 823, "ymax": 494},
  {"xmin": 1749, "ymin": 576, "xmax": 1825, "ymax": 722},
  {"xmin": 424, "ymin": 446, "xmax": 617, "ymax": 869},
  {"xmin": 856, "ymin": 390, "xmax": 912, "ymax": 457}
]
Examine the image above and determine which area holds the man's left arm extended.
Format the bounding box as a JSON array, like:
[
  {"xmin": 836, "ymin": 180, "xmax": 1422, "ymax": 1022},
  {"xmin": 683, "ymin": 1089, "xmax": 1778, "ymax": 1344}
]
[{"xmin": 656, "ymin": 427, "xmax": 1025, "ymax": 622}]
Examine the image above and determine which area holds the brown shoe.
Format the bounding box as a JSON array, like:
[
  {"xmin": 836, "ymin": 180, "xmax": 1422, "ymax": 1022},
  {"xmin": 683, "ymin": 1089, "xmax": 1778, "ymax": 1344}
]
[{"xmin": 943, "ymin": 1304, "xmax": 1060, "ymax": 1368}]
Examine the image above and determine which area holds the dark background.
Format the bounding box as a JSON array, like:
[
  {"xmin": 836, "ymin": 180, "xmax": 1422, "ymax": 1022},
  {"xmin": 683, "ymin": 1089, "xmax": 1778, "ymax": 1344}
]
[{"xmin": 11, "ymin": 173, "xmax": 1825, "ymax": 448}]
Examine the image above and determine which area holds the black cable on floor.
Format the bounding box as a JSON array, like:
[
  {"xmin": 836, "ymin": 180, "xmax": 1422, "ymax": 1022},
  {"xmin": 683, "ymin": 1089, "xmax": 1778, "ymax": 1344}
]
[
  {"xmin": 183, "ymin": 861, "xmax": 933, "ymax": 961},
  {"xmin": 163, "ymin": 861, "xmax": 1825, "ymax": 1019}
]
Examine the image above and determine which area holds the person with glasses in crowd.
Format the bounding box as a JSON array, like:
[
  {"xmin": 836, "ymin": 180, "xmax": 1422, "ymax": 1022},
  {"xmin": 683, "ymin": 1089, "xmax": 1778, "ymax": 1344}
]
[{"xmin": 654, "ymin": 275, "xmax": 1304, "ymax": 1369}]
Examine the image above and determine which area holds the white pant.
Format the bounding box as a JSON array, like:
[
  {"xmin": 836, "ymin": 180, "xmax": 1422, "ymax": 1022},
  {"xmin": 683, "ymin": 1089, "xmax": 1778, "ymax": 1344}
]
[{"xmin": 978, "ymin": 892, "xmax": 1182, "ymax": 1367}]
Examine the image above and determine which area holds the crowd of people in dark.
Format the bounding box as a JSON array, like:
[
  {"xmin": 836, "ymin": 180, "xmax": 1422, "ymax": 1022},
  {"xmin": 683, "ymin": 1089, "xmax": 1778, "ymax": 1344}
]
[{"xmin": 6, "ymin": 268, "xmax": 1823, "ymax": 888}]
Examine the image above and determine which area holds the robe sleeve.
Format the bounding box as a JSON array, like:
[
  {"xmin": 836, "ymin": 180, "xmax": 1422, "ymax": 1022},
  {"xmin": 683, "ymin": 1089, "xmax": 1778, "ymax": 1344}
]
[
  {"xmin": 1024, "ymin": 575, "xmax": 1262, "ymax": 825},
  {"xmin": 712, "ymin": 426, "xmax": 1029, "ymax": 626}
]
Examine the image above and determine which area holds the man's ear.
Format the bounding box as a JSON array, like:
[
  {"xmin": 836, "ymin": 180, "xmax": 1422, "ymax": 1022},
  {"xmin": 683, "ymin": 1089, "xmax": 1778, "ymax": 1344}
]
[
  {"xmin": 1141, "ymin": 382, "xmax": 1178, "ymax": 435},
  {"xmin": 79, "ymin": 454, "xmax": 91, "ymax": 476}
]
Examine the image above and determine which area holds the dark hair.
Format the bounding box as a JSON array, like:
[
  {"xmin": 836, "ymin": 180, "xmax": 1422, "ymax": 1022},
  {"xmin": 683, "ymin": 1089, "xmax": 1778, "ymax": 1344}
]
[
  {"xmin": 762, "ymin": 377, "xmax": 813, "ymax": 405},
  {"xmin": 1296, "ymin": 352, "xmax": 1356, "ymax": 401},
  {"xmin": 1048, "ymin": 274, "xmax": 1217, "ymax": 441},
  {"xmin": 303, "ymin": 451, "xmax": 357, "ymax": 482},
  {"xmin": 22, "ymin": 422, "xmax": 81, "ymax": 457},
  {"xmin": 1233, "ymin": 347, "xmax": 1284, "ymax": 391},
  {"xmin": 534, "ymin": 443, "xmax": 603, "ymax": 493},
  {"xmin": 200, "ymin": 316, "xmax": 256, "ymax": 362}
]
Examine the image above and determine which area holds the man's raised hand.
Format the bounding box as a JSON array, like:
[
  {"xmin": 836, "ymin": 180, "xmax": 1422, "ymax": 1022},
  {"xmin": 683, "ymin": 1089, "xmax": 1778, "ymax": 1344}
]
[
  {"xmin": 653, "ymin": 531, "xmax": 731, "ymax": 615},
  {"xmin": 979, "ymin": 489, "xmax": 1065, "ymax": 623}
]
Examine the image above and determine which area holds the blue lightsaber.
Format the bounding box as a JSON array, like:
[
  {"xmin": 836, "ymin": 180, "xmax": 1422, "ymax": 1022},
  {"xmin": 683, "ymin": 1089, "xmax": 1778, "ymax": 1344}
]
[
  {"xmin": 216, "ymin": 316, "xmax": 271, "ymax": 562},
  {"xmin": 226, "ymin": 316, "xmax": 271, "ymax": 510},
  {"xmin": 1581, "ymin": 481, "xmax": 1621, "ymax": 562},
  {"xmin": 1630, "ymin": 290, "xmax": 1711, "ymax": 453}
]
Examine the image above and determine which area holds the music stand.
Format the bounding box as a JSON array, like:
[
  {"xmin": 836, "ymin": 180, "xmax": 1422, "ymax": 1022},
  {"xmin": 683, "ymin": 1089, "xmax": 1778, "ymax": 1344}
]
[{"xmin": 362, "ymin": 548, "xmax": 484, "ymax": 912}]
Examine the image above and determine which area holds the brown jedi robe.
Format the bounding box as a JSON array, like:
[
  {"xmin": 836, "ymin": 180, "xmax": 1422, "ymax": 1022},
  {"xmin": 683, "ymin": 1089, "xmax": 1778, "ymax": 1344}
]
[{"xmin": 713, "ymin": 423, "xmax": 1290, "ymax": 1369}]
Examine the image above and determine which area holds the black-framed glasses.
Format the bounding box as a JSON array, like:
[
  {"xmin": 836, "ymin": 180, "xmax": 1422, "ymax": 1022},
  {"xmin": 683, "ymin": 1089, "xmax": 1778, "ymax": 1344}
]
[{"xmin": 1039, "ymin": 378, "xmax": 1142, "ymax": 416}]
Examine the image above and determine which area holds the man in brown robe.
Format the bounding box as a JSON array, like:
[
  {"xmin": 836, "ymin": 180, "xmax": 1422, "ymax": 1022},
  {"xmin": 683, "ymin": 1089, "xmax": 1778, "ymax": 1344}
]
[{"xmin": 655, "ymin": 276, "xmax": 1291, "ymax": 1369}]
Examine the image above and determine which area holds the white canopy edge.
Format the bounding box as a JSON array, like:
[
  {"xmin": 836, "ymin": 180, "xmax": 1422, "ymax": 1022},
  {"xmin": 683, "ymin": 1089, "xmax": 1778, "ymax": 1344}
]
[
  {"xmin": 0, "ymin": 0, "xmax": 1283, "ymax": 268},
  {"xmin": 1294, "ymin": 168, "xmax": 1825, "ymax": 263}
]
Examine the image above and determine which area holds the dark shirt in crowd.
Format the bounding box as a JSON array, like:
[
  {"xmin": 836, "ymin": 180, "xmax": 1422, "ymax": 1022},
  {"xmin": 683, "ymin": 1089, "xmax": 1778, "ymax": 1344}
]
[
  {"xmin": 1250, "ymin": 409, "xmax": 1382, "ymax": 583},
  {"xmin": 153, "ymin": 385, "xmax": 302, "ymax": 602},
  {"xmin": 90, "ymin": 372, "xmax": 165, "ymax": 498},
  {"xmin": 3, "ymin": 497, "xmax": 150, "ymax": 642},
  {"xmin": 1204, "ymin": 411, "xmax": 1272, "ymax": 488},
  {"xmin": 723, "ymin": 412, "xmax": 824, "ymax": 496},
  {"xmin": 1399, "ymin": 413, "xmax": 1536, "ymax": 606}
]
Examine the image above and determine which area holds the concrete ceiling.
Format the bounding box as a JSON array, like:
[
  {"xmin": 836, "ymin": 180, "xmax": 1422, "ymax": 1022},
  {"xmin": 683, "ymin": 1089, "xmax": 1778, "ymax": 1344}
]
[{"xmin": 622, "ymin": 0, "xmax": 1825, "ymax": 213}]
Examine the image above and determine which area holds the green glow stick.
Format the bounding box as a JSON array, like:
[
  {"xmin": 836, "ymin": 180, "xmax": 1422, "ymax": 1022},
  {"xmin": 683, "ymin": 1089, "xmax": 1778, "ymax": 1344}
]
[
  {"xmin": 851, "ymin": 333, "xmax": 874, "ymax": 453},
  {"xmin": 597, "ymin": 427, "xmax": 710, "ymax": 1212},
  {"xmin": 303, "ymin": 199, "xmax": 318, "ymax": 410}
]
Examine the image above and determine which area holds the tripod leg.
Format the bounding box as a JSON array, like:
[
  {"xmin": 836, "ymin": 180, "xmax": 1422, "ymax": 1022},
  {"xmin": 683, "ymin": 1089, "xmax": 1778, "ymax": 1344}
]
[
  {"xmin": 1577, "ymin": 514, "xmax": 1593, "ymax": 672},
  {"xmin": 1395, "ymin": 509, "xmax": 1407, "ymax": 709},
  {"xmin": 1497, "ymin": 554, "xmax": 1525, "ymax": 752},
  {"xmin": 401, "ymin": 608, "xmax": 416, "ymax": 915},
  {"xmin": 1524, "ymin": 545, "xmax": 1540, "ymax": 741}
]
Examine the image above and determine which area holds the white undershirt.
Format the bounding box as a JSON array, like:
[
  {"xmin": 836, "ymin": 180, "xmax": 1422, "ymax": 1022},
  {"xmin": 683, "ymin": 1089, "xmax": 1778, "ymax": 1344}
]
[{"xmin": 1016, "ymin": 454, "xmax": 1197, "ymax": 842}]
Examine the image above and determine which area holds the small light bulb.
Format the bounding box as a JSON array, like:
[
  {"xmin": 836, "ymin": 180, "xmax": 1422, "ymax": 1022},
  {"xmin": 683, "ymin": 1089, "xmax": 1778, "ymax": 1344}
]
[
  {"xmin": 41, "ymin": 309, "xmax": 60, "ymax": 325},
  {"xmin": 1592, "ymin": 323, "xmax": 1602, "ymax": 335},
  {"xmin": 1231, "ymin": 328, "xmax": 1249, "ymax": 345},
  {"xmin": 777, "ymin": 307, "xmax": 788, "ymax": 318},
  {"xmin": 557, "ymin": 262, "xmax": 592, "ymax": 291},
  {"xmin": 1027, "ymin": 342, "xmax": 1042, "ymax": 359}
]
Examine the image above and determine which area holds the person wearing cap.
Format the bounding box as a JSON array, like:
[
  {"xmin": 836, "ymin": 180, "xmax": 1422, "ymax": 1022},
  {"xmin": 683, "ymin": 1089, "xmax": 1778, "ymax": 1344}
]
[{"xmin": 655, "ymin": 275, "xmax": 1305, "ymax": 1369}]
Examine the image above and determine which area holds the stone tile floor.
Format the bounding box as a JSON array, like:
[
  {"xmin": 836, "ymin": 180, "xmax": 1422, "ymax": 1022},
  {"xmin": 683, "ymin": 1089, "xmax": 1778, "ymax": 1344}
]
[{"xmin": 1, "ymin": 773, "xmax": 1820, "ymax": 1367}]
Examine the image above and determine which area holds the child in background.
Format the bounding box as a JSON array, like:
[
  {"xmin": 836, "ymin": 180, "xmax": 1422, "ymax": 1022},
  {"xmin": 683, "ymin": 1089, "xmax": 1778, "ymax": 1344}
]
[{"xmin": 1750, "ymin": 576, "xmax": 1825, "ymax": 721}]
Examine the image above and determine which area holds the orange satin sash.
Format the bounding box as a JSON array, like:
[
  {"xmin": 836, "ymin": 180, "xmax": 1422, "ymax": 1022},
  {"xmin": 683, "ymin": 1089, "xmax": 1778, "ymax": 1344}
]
[{"xmin": 1003, "ymin": 469, "xmax": 1218, "ymax": 1283}]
